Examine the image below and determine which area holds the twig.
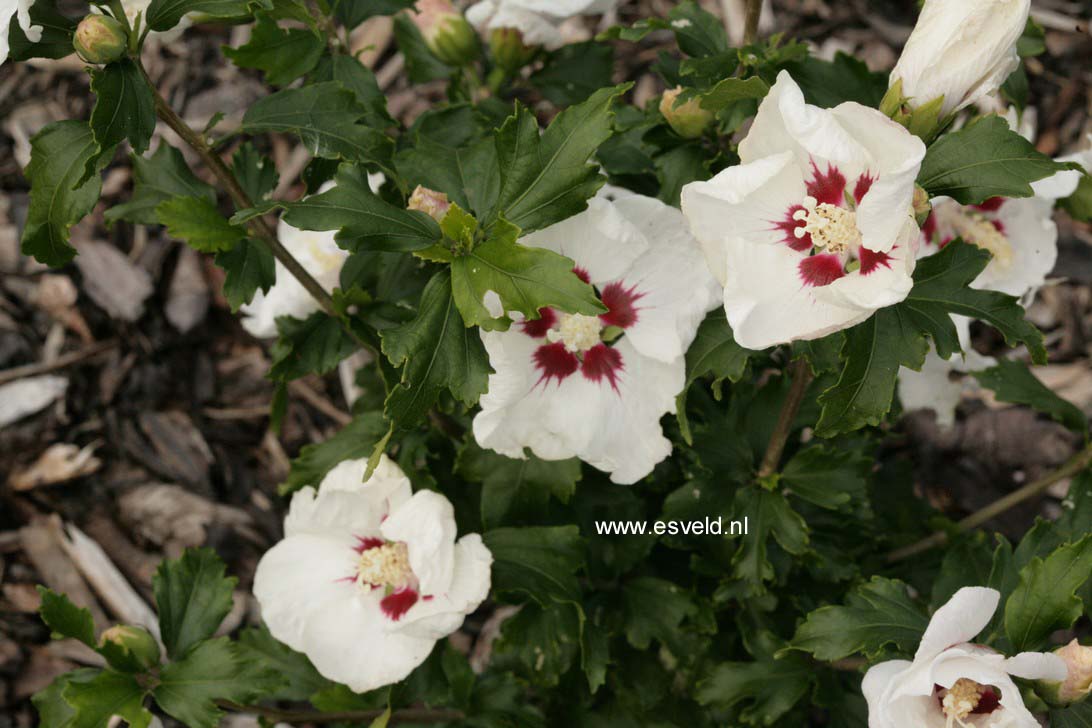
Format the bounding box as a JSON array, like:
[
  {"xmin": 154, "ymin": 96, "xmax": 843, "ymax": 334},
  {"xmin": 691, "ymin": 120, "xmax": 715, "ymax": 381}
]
[
  {"xmin": 743, "ymin": 0, "xmax": 762, "ymax": 45},
  {"xmin": 215, "ymin": 701, "xmax": 464, "ymax": 725},
  {"xmin": 0, "ymin": 340, "xmax": 117, "ymax": 387},
  {"xmin": 886, "ymin": 442, "xmax": 1092, "ymax": 562},
  {"xmin": 135, "ymin": 62, "xmax": 373, "ymax": 354},
  {"xmin": 756, "ymin": 357, "xmax": 813, "ymax": 479}
]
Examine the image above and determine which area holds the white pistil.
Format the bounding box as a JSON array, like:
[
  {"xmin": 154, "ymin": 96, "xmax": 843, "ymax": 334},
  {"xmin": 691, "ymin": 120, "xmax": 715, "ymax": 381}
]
[
  {"xmin": 940, "ymin": 678, "xmax": 986, "ymax": 728},
  {"xmin": 357, "ymin": 541, "xmax": 412, "ymax": 590},
  {"xmin": 948, "ymin": 212, "xmax": 1014, "ymax": 269},
  {"xmin": 793, "ymin": 195, "xmax": 862, "ymax": 254},
  {"xmin": 547, "ymin": 313, "xmax": 603, "ymax": 353}
]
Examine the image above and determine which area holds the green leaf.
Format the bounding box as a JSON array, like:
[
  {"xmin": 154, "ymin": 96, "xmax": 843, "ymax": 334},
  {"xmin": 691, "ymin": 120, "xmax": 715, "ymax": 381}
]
[
  {"xmin": 621, "ymin": 577, "xmax": 701, "ymax": 653},
  {"xmin": 280, "ymin": 412, "xmax": 390, "ymax": 495},
  {"xmin": 63, "ymin": 670, "xmax": 151, "ymax": 728},
  {"xmin": 815, "ymin": 241, "xmax": 1044, "ymax": 436},
  {"xmin": 930, "ymin": 532, "xmax": 998, "ymax": 611},
  {"xmin": 784, "ymin": 52, "xmax": 888, "ymax": 108},
  {"xmin": 730, "ymin": 488, "xmax": 809, "ymax": 592},
  {"xmin": 223, "ymin": 13, "xmax": 324, "ymax": 86},
  {"xmin": 457, "ymin": 442, "xmax": 580, "ymax": 529},
  {"xmin": 494, "ymin": 602, "xmax": 581, "ymax": 688},
  {"xmin": 215, "ymin": 239, "xmax": 275, "ymax": 310},
  {"xmin": 391, "ymin": 12, "xmax": 454, "ymax": 83},
  {"xmin": 788, "ymin": 577, "xmax": 929, "ymax": 661},
  {"xmin": 395, "ymin": 135, "xmax": 499, "ymax": 217},
  {"xmin": 153, "ymin": 548, "xmax": 236, "ymax": 659},
  {"xmin": 699, "ymin": 77, "xmax": 770, "ymax": 113},
  {"xmin": 236, "ymin": 626, "xmax": 331, "ymax": 701},
  {"xmin": 231, "ymin": 142, "xmax": 279, "ymax": 202},
  {"xmin": 1004, "ymin": 535, "xmax": 1092, "ymax": 652},
  {"xmin": 310, "ymin": 54, "xmax": 394, "ymax": 129},
  {"xmin": 697, "ymin": 638, "xmax": 813, "ymax": 726},
  {"xmin": 918, "ymin": 115, "xmax": 1077, "ymax": 204},
  {"xmin": 86, "ymin": 59, "xmax": 156, "ymax": 179},
  {"xmin": 146, "ymin": 0, "xmax": 249, "ymax": 31},
  {"xmin": 33, "ymin": 669, "xmax": 100, "ymax": 728},
  {"xmin": 20, "ymin": 120, "xmax": 104, "ymax": 267},
  {"xmin": 7, "ymin": 0, "xmax": 77, "ymax": 61},
  {"xmin": 450, "ymin": 218, "xmax": 605, "ymax": 330},
  {"xmin": 153, "ymin": 637, "xmax": 282, "ymax": 728},
  {"xmin": 973, "ymin": 359, "xmax": 1087, "ymax": 434},
  {"xmin": 37, "ymin": 587, "xmax": 97, "ymax": 648},
  {"xmin": 1051, "ymin": 701, "xmax": 1092, "ymax": 728},
  {"xmin": 381, "ymin": 270, "xmax": 491, "ymax": 428},
  {"xmin": 676, "ymin": 308, "xmax": 751, "ymax": 442},
  {"xmin": 601, "ymin": 1, "xmax": 727, "ymax": 58},
  {"xmin": 242, "ymin": 83, "xmax": 394, "ymax": 170},
  {"xmin": 269, "ymin": 311, "xmax": 357, "ymax": 381},
  {"xmin": 105, "ymin": 145, "xmax": 217, "ymax": 226},
  {"xmin": 156, "ymin": 196, "xmax": 246, "ymax": 253},
  {"xmin": 283, "ymin": 165, "xmax": 440, "ymax": 252},
  {"xmin": 483, "ymin": 525, "xmax": 584, "ymax": 606},
  {"xmin": 530, "ymin": 42, "xmax": 615, "ymax": 106},
  {"xmin": 489, "ymin": 85, "xmax": 630, "ymax": 234},
  {"xmin": 1060, "ymin": 172, "xmax": 1092, "ymax": 223},
  {"xmin": 781, "ymin": 446, "xmax": 869, "ymax": 511}
]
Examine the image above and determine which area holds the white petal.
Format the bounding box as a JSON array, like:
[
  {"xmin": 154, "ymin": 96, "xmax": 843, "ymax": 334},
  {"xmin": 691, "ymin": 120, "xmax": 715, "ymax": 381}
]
[
  {"xmin": 1004, "ymin": 651, "xmax": 1068, "ymax": 681},
  {"xmin": 298, "ymin": 586, "xmax": 437, "ymax": 693},
  {"xmin": 397, "ymin": 534, "xmax": 493, "ymax": 640},
  {"xmin": 284, "ymin": 456, "xmax": 413, "ymax": 539},
  {"xmin": 861, "ymin": 659, "xmax": 911, "ymax": 728},
  {"xmin": 681, "ymin": 150, "xmax": 806, "ymax": 286},
  {"xmin": 972, "ymin": 197, "xmax": 1058, "ymax": 298},
  {"xmin": 381, "ymin": 491, "xmax": 457, "ymax": 596},
  {"xmin": 520, "ymin": 196, "xmax": 647, "ymax": 285},
  {"xmin": 898, "ymin": 352, "xmax": 963, "ymax": 429},
  {"xmin": 915, "ymin": 586, "xmax": 1000, "ymax": 661},
  {"xmin": 253, "ymin": 534, "xmax": 359, "ymax": 653},
  {"xmin": 607, "ymin": 195, "xmax": 721, "ymax": 362}
]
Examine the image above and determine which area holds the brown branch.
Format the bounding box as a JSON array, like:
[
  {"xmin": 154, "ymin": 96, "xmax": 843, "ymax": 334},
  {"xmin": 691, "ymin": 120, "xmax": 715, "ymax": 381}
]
[
  {"xmin": 215, "ymin": 700, "xmax": 464, "ymax": 725},
  {"xmin": 756, "ymin": 357, "xmax": 813, "ymax": 479},
  {"xmin": 743, "ymin": 0, "xmax": 762, "ymax": 45},
  {"xmin": 886, "ymin": 441, "xmax": 1092, "ymax": 562},
  {"xmin": 0, "ymin": 340, "xmax": 117, "ymax": 387}
]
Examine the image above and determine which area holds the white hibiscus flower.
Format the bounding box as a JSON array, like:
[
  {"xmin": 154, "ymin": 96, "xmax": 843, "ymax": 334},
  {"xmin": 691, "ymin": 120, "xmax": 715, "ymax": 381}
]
[
  {"xmin": 465, "ymin": 0, "xmax": 618, "ymax": 51},
  {"xmin": 472, "ymin": 191, "xmax": 721, "ymax": 485},
  {"xmin": 681, "ymin": 71, "xmax": 927, "ymax": 350},
  {"xmin": 241, "ymin": 174, "xmax": 383, "ymax": 338},
  {"xmin": 864, "ymin": 587, "xmax": 1066, "ymax": 728},
  {"xmin": 1, "ymin": 0, "xmax": 41, "ymax": 65},
  {"xmin": 253, "ymin": 455, "xmax": 492, "ymax": 693}
]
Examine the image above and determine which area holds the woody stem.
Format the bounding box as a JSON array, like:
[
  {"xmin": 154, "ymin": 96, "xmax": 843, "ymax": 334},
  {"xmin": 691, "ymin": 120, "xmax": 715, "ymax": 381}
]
[{"xmin": 757, "ymin": 357, "xmax": 813, "ymax": 479}]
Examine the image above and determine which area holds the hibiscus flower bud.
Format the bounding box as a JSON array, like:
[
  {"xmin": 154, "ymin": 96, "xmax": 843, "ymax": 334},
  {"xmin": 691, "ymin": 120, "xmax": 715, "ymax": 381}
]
[
  {"xmin": 99, "ymin": 625, "xmax": 160, "ymax": 671},
  {"xmin": 410, "ymin": 0, "xmax": 480, "ymax": 67},
  {"xmin": 889, "ymin": 0, "xmax": 1030, "ymax": 121},
  {"xmin": 1039, "ymin": 640, "xmax": 1092, "ymax": 706},
  {"xmin": 408, "ymin": 185, "xmax": 451, "ymax": 222},
  {"xmin": 660, "ymin": 87, "xmax": 714, "ymax": 139},
  {"xmin": 489, "ymin": 27, "xmax": 538, "ymax": 73},
  {"xmin": 73, "ymin": 15, "xmax": 128, "ymax": 64},
  {"xmin": 912, "ymin": 185, "xmax": 931, "ymax": 227}
]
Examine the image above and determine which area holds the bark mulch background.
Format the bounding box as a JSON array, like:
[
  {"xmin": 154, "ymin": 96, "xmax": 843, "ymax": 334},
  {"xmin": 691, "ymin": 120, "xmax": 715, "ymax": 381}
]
[{"xmin": 1, "ymin": 1, "xmax": 1090, "ymax": 725}]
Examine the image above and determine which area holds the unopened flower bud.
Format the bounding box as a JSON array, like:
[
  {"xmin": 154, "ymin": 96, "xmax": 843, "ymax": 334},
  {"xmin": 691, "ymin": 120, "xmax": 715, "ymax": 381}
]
[
  {"xmin": 410, "ymin": 0, "xmax": 479, "ymax": 67},
  {"xmin": 1040, "ymin": 640, "xmax": 1092, "ymax": 706},
  {"xmin": 489, "ymin": 27, "xmax": 537, "ymax": 73},
  {"xmin": 408, "ymin": 185, "xmax": 451, "ymax": 222},
  {"xmin": 73, "ymin": 15, "xmax": 128, "ymax": 64},
  {"xmin": 912, "ymin": 185, "xmax": 932, "ymax": 227},
  {"xmin": 660, "ymin": 87, "xmax": 714, "ymax": 139},
  {"xmin": 99, "ymin": 625, "xmax": 160, "ymax": 672}
]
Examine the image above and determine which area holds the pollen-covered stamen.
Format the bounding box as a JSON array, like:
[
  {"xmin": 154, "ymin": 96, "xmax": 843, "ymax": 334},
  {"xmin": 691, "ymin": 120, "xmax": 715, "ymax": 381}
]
[
  {"xmin": 944, "ymin": 209, "xmax": 1014, "ymax": 268},
  {"xmin": 547, "ymin": 313, "xmax": 604, "ymax": 353},
  {"xmin": 792, "ymin": 195, "xmax": 862, "ymax": 255},
  {"xmin": 356, "ymin": 541, "xmax": 413, "ymax": 590},
  {"xmin": 939, "ymin": 678, "xmax": 991, "ymax": 728}
]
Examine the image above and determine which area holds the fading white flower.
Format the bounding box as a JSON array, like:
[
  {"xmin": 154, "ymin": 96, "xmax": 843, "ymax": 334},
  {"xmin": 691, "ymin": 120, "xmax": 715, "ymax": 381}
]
[
  {"xmin": 473, "ymin": 191, "xmax": 720, "ymax": 484},
  {"xmin": 681, "ymin": 71, "xmax": 926, "ymax": 350},
  {"xmin": 465, "ymin": 0, "xmax": 618, "ymax": 51},
  {"xmin": 864, "ymin": 587, "xmax": 1066, "ymax": 728},
  {"xmin": 253, "ymin": 455, "xmax": 492, "ymax": 693},
  {"xmin": 1, "ymin": 0, "xmax": 41, "ymax": 65},
  {"xmin": 241, "ymin": 174, "xmax": 383, "ymax": 338},
  {"xmin": 889, "ymin": 0, "xmax": 1030, "ymax": 118}
]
